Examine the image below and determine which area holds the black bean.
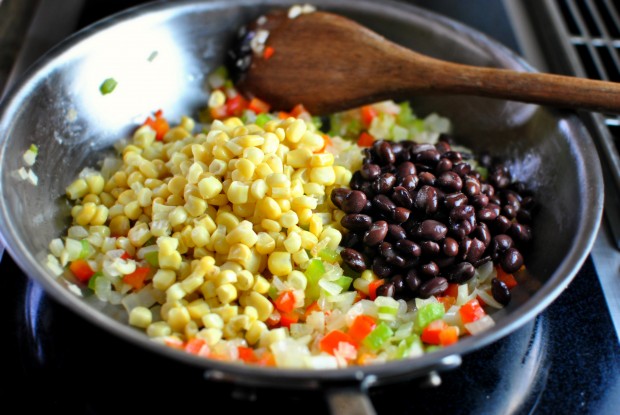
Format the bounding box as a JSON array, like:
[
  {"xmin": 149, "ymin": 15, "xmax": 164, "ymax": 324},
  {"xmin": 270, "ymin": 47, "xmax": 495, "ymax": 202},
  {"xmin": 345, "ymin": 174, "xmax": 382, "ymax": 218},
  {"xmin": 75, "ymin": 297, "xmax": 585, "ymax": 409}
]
[
  {"xmin": 330, "ymin": 188, "xmax": 350, "ymax": 209},
  {"xmin": 393, "ymin": 207, "xmax": 411, "ymax": 224},
  {"xmin": 452, "ymin": 162, "xmax": 471, "ymax": 178},
  {"xmin": 414, "ymin": 185, "xmax": 438, "ymax": 214},
  {"xmin": 418, "ymin": 277, "xmax": 449, "ymax": 298},
  {"xmin": 450, "ymin": 204, "xmax": 476, "ymax": 224},
  {"xmin": 473, "ymin": 255, "xmax": 492, "ymax": 268},
  {"xmin": 415, "ymin": 149, "xmax": 441, "ymax": 165},
  {"xmin": 493, "ymin": 215, "xmax": 512, "ymax": 234},
  {"xmin": 372, "ymin": 194, "xmax": 396, "ymax": 215},
  {"xmin": 419, "ymin": 172, "xmax": 436, "ymax": 186},
  {"xmin": 464, "ymin": 238, "xmax": 486, "ymax": 263},
  {"xmin": 340, "ymin": 248, "xmax": 367, "ymax": 273},
  {"xmin": 376, "ymin": 282, "xmax": 396, "ymax": 298},
  {"xmin": 473, "ymin": 223, "xmax": 491, "ymax": 247},
  {"xmin": 396, "ymin": 161, "xmax": 416, "ymax": 179},
  {"xmin": 379, "ymin": 242, "xmax": 396, "ymax": 260},
  {"xmin": 421, "ymin": 261, "xmax": 440, "ymax": 278},
  {"xmin": 399, "ymin": 174, "xmax": 419, "ymax": 191},
  {"xmin": 392, "ymin": 186, "xmax": 414, "ymax": 209},
  {"xmin": 501, "ymin": 204, "xmax": 517, "ymax": 220},
  {"xmin": 341, "ymin": 190, "xmax": 368, "ymax": 214},
  {"xmin": 437, "ymin": 171, "xmax": 463, "ymax": 192},
  {"xmin": 442, "ymin": 237, "xmax": 459, "ymax": 257},
  {"xmin": 341, "ymin": 214, "xmax": 373, "ymax": 231},
  {"xmin": 446, "ymin": 262, "xmax": 475, "ymax": 284},
  {"xmin": 387, "ymin": 254, "xmax": 407, "ymax": 268},
  {"xmin": 421, "ymin": 241, "xmax": 440, "ymax": 256},
  {"xmin": 395, "ymin": 239, "xmax": 422, "ymax": 257},
  {"xmin": 350, "ymin": 171, "xmax": 364, "ymax": 191},
  {"xmin": 490, "ymin": 234, "xmax": 514, "ymax": 260},
  {"xmin": 445, "ymin": 192, "xmax": 468, "ymax": 210},
  {"xmin": 372, "ymin": 257, "xmax": 393, "ymax": 279},
  {"xmin": 435, "ymin": 158, "xmax": 453, "ymax": 173},
  {"xmin": 487, "ymin": 203, "xmax": 501, "ymax": 216},
  {"xmin": 490, "ymin": 169, "xmax": 510, "ymax": 188},
  {"xmin": 509, "ymin": 223, "xmax": 532, "ymax": 242},
  {"xmin": 451, "ymin": 220, "xmax": 473, "ymax": 239},
  {"xmin": 477, "ymin": 207, "xmax": 498, "ymax": 222},
  {"xmin": 341, "ymin": 232, "xmax": 362, "ymax": 248},
  {"xmin": 463, "ymin": 177, "xmax": 481, "ymax": 197},
  {"xmin": 373, "ymin": 173, "xmax": 397, "ymax": 194},
  {"xmin": 361, "ymin": 163, "xmax": 381, "ymax": 180},
  {"xmin": 435, "ymin": 255, "xmax": 456, "ymax": 269},
  {"xmin": 363, "ymin": 220, "xmax": 388, "ymax": 246},
  {"xmin": 379, "ymin": 141, "xmax": 396, "ymax": 165},
  {"xmin": 416, "ymin": 219, "xmax": 448, "ymax": 241},
  {"xmin": 501, "ymin": 247, "xmax": 524, "ymax": 273},
  {"xmin": 405, "ymin": 269, "xmax": 422, "ymax": 293},
  {"xmin": 388, "ymin": 224, "xmax": 407, "ymax": 241},
  {"xmin": 391, "ymin": 274, "xmax": 406, "ymax": 293},
  {"xmin": 491, "ymin": 278, "xmax": 511, "ymax": 305},
  {"xmin": 391, "ymin": 143, "xmax": 407, "ymax": 162},
  {"xmin": 480, "ymin": 183, "xmax": 495, "ymax": 197},
  {"xmin": 470, "ymin": 194, "xmax": 489, "ymax": 209}
]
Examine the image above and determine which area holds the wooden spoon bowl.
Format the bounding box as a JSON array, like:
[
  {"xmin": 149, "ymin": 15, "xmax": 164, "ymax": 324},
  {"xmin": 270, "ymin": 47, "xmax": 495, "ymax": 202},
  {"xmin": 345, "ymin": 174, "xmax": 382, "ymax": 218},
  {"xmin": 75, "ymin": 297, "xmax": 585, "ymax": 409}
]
[{"xmin": 232, "ymin": 10, "xmax": 620, "ymax": 115}]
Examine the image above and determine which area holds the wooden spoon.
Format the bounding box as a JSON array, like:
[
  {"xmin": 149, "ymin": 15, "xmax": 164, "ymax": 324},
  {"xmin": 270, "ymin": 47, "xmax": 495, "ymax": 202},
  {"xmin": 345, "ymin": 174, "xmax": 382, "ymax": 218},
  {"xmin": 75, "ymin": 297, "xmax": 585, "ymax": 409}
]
[{"xmin": 232, "ymin": 10, "xmax": 620, "ymax": 115}]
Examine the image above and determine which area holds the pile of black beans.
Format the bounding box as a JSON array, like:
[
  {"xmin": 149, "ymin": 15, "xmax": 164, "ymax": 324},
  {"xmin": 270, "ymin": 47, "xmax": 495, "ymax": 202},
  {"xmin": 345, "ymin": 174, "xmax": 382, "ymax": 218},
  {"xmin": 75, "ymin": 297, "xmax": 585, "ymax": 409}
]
[{"xmin": 332, "ymin": 137, "xmax": 535, "ymax": 305}]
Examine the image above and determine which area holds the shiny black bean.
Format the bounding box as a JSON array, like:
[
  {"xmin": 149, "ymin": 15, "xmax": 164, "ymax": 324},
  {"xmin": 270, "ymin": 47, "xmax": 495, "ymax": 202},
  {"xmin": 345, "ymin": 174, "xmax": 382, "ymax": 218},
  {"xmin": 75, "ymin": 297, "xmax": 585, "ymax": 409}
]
[
  {"xmin": 341, "ymin": 190, "xmax": 368, "ymax": 214},
  {"xmin": 392, "ymin": 207, "xmax": 411, "ymax": 224},
  {"xmin": 487, "ymin": 203, "xmax": 501, "ymax": 216},
  {"xmin": 363, "ymin": 220, "xmax": 388, "ymax": 246},
  {"xmin": 418, "ymin": 277, "xmax": 449, "ymax": 299},
  {"xmin": 464, "ymin": 238, "xmax": 486, "ymax": 263},
  {"xmin": 341, "ymin": 232, "xmax": 362, "ymax": 248},
  {"xmin": 501, "ymin": 247, "xmax": 524, "ymax": 273},
  {"xmin": 418, "ymin": 172, "xmax": 436, "ymax": 186},
  {"xmin": 349, "ymin": 171, "xmax": 364, "ymax": 191},
  {"xmin": 391, "ymin": 274, "xmax": 406, "ymax": 293},
  {"xmin": 516, "ymin": 209, "xmax": 533, "ymax": 224},
  {"xmin": 477, "ymin": 207, "xmax": 498, "ymax": 222},
  {"xmin": 340, "ymin": 248, "xmax": 367, "ymax": 273},
  {"xmin": 489, "ymin": 195, "xmax": 502, "ymax": 205},
  {"xmin": 376, "ymin": 282, "xmax": 396, "ymax": 298},
  {"xmin": 463, "ymin": 177, "xmax": 481, "ymax": 197},
  {"xmin": 491, "ymin": 278, "xmax": 511, "ymax": 305},
  {"xmin": 373, "ymin": 173, "xmax": 397, "ymax": 194},
  {"xmin": 470, "ymin": 194, "xmax": 489, "ymax": 209},
  {"xmin": 451, "ymin": 220, "xmax": 473, "ymax": 239},
  {"xmin": 399, "ymin": 174, "xmax": 419, "ymax": 191},
  {"xmin": 450, "ymin": 205, "xmax": 476, "ymax": 224},
  {"xmin": 437, "ymin": 171, "xmax": 463, "ymax": 192},
  {"xmin": 421, "ymin": 241, "xmax": 440, "ymax": 256},
  {"xmin": 446, "ymin": 262, "xmax": 475, "ymax": 284},
  {"xmin": 405, "ymin": 269, "xmax": 422, "ymax": 293},
  {"xmin": 493, "ymin": 215, "xmax": 512, "ymax": 234},
  {"xmin": 503, "ymin": 190, "xmax": 522, "ymax": 208},
  {"xmin": 414, "ymin": 185, "xmax": 438, "ymax": 214},
  {"xmin": 435, "ymin": 158, "xmax": 453, "ymax": 173},
  {"xmin": 340, "ymin": 213, "xmax": 372, "ymax": 232},
  {"xmin": 391, "ymin": 143, "xmax": 407, "ymax": 162},
  {"xmin": 435, "ymin": 255, "xmax": 456, "ymax": 269},
  {"xmin": 421, "ymin": 261, "xmax": 440, "ymax": 278},
  {"xmin": 444, "ymin": 192, "xmax": 468, "ymax": 210},
  {"xmin": 387, "ymin": 224, "xmax": 407, "ymax": 241},
  {"xmin": 473, "ymin": 223, "xmax": 491, "ymax": 246},
  {"xmin": 372, "ymin": 194, "xmax": 396, "ymax": 215},
  {"xmin": 452, "ymin": 162, "xmax": 471, "ymax": 178},
  {"xmin": 361, "ymin": 163, "xmax": 381, "ymax": 180},
  {"xmin": 330, "ymin": 188, "xmax": 350, "ymax": 209},
  {"xmin": 379, "ymin": 242, "xmax": 396, "ymax": 260},
  {"xmin": 392, "ymin": 186, "xmax": 414, "ymax": 209},
  {"xmin": 416, "ymin": 219, "xmax": 448, "ymax": 241},
  {"xmin": 490, "ymin": 169, "xmax": 511, "ymax": 189},
  {"xmin": 395, "ymin": 239, "xmax": 422, "ymax": 257},
  {"xmin": 386, "ymin": 254, "xmax": 407, "ymax": 268},
  {"xmin": 501, "ymin": 204, "xmax": 517, "ymax": 220},
  {"xmin": 509, "ymin": 223, "xmax": 532, "ymax": 242},
  {"xmin": 341, "ymin": 214, "xmax": 373, "ymax": 231},
  {"xmin": 376, "ymin": 142, "xmax": 393, "ymax": 164},
  {"xmin": 443, "ymin": 150, "xmax": 462, "ymax": 163},
  {"xmin": 442, "ymin": 237, "xmax": 459, "ymax": 257},
  {"xmin": 415, "ymin": 149, "xmax": 441, "ymax": 165},
  {"xmin": 473, "ymin": 255, "xmax": 492, "ymax": 268},
  {"xmin": 372, "ymin": 257, "xmax": 393, "ymax": 279},
  {"xmin": 435, "ymin": 139, "xmax": 451, "ymax": 154},
  {"xmin": 490, "ymin": 234, "xmax": 514, "ymax": 260},
  {"xmin": 396, "ymin": 161, "xmax": 416, "ymax": 179}
]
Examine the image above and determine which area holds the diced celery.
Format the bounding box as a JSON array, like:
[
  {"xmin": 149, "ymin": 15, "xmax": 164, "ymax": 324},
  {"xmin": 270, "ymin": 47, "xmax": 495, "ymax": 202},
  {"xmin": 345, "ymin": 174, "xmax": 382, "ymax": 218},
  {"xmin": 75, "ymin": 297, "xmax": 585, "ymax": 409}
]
[
  {"xmin": 319, "ymin": 279, "xmax": 343, "ymax": 296},
  {"xmin": 376, "ymin": 296, "xmax": 399, "ymax": 321},
  {"xmin": 363, "ymin": 322, "xmax": 393, "ymax": 351},
  {"xmin": 311, "ymin": 116, "xmax": 323, "ymax": 130},
  {"xmin": 333, "ymin": 275, "xmax": 353, "ymax": 292},
  {"xmin": 392, "ymin": 124, "xmax": 409, "ymax": 141},
  {"xmin": 268, "ymin": 284, "xmax": 279, "ymax": 300},
  {"xmin": 319, "ymin": 248, "xmax": 341, "ymax": 264},
  {"xmin": 255, "ymin": 113, "xmax": 272, "ymax": 127},
  {"xmin": 414, "ymin": 302, "xmax": 445, "ymax": 332},
  {"xmin": 29, "ymin": 144, "xmax": 39, "ymax": 155},
  {"xmin": 99, "ymin": 78, "xmax": 117, "ymax": 95},
  {"xmin": 396, "ymin": 101, "xmax": 414, "ymax": 125},
  {"xmin": 79, "ymin": 239, "xmax": 94, "ymax": 259},
  {"xmin": 144, "ymin": 250, "xmax": 159, "ymax": 267},
  {"xmin": 88, "ymin": 271, "xmax": 103, "ymax": 291},
  {"xmin": 305, "ymin": 259, "xmax": 325, "ymax": 300}
]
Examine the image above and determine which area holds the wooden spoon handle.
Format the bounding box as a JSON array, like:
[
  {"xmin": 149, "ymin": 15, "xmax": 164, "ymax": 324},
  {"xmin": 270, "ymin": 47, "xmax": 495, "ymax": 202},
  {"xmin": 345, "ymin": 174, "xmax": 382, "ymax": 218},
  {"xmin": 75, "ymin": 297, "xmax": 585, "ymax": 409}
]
[{"xmin": 422, "ymin": 58, "xmax": 620, "ymax": 113}]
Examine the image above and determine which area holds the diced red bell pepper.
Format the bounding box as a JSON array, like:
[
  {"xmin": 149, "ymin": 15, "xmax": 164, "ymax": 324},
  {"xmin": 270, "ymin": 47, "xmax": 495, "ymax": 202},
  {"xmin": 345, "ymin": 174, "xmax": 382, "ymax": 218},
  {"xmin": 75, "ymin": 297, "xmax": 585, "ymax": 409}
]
[
  {"xmin": 437, "ymin": 295, "xmax": 456, "ymax": 311},
  {"xmin": 439, "ymin": 325, "xmax": 459, "ymax": 346},
  {"xmin": 69, "ymin": 259, "xmax": 95, "ymax": 283},
  {"xmin": 266, "ymin": 310, "xmax": 281, "ymax": 327},
  {"xmin": 303, "ymin": 300, "xmax": 321, "ymax": 321},
  {"xmin": 319, "ymin": 330, "xmax": 358, "ymax": 355},
  {"xmin": 123, "ymin": 266, "xmax": 150, "ymax": 290},
  {"xmin": 274, "ymin": 290, "xmax": 296, "ymax": 313},
  {"xmin": 248, "ymin": 97, "xmax": 271, "ymax": 114},
  {"xmin": 421, "ymin": 320, "xmax": 458, "ymax": 346},
  {"xmin": 185, "ymin": 338, "xmax": 210, "ymax": 357},
  {"xmin": 238, "ymin": 346, "xmax": 257, "ymax": 363},
  {"xmin": 279, "ymin": 311, "xmax": 300, "ymax": 328},
  {"xmin": 255, "ymin": 352, "xmax": 276, "ymax": 367},
  {"xmin": 348, "ymin": 315, "xmax": 377, "ymax": 343},
  {"xmin": 368, "ymin": 279, "xmax": 385, "ymax": 300},
  {"xmin": 496, "ymin": 266, "xmax": 518, "ymax": 289},
  {"xmin": 142, "ymin": 109, "xmax": 170, "ymax": 141},
  {"xmin": 459, "ymin": 299, "xmax": 486, "ymax": 324},
  {"xmin": 226, "ymin": 94, "xmax": 248, "ymax": 116},
  {"xmin": 357, "ymin": 131, "xmax": 375, "ymax": 147},
  {"xmin": 263, "ymin": 46, "xmax": 275, "ymax": 60},
  {"xmin": 361, "ymin": 105, "xmax": 378, "ymax": 127},
  {"xmin": 445, "ymin": 283, "xmax": 459, "ymax": 298},
  {"xmin": 290, "ymin": 103, "xmax": 309, "ymax": 118}
]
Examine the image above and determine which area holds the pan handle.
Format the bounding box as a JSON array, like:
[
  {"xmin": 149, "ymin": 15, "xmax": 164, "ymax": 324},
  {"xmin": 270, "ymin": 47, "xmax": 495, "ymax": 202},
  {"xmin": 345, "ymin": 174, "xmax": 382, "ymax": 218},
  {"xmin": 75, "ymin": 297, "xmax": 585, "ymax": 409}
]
[{"xmin": 326, "ymin": 387, "xmax": 376, "ymax": 415}]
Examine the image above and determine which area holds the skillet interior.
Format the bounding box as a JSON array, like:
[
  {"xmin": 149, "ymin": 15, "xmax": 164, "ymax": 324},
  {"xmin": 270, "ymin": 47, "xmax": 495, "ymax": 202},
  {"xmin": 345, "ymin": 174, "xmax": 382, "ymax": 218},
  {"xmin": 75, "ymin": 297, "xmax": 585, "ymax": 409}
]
[{"xmin": 0, "ymin": 0, "xmax": 602, "ymax": 386}]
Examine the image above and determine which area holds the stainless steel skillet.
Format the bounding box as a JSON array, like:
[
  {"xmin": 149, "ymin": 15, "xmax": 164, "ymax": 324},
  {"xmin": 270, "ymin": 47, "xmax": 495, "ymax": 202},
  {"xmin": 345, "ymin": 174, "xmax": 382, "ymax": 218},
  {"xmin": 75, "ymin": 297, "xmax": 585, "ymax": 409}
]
[{"xmin": 0, "ymin": 0, "xmax": 603, "ymax": 413}]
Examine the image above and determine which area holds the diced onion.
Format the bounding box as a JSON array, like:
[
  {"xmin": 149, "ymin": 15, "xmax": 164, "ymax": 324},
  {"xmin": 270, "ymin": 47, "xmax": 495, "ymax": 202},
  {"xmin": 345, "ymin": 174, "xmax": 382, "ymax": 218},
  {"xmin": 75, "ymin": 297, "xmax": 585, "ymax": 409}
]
[{"xmin": 465, "ymin": 315, "xmax": 495, "ymax": 335}]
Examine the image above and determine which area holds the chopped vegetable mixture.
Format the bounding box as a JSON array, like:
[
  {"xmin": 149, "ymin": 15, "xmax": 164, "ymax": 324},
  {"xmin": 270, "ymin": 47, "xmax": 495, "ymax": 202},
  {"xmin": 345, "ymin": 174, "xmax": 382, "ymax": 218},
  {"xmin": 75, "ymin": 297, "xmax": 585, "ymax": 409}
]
[{"xmin": 46, "ymin": 67, "xmax": 532, "ymax": 369}]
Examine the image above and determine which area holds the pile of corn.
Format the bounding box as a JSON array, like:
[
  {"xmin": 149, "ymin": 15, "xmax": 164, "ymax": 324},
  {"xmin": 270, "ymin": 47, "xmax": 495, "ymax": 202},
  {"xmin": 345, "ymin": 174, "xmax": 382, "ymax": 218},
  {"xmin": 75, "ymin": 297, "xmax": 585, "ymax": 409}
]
[{"xmin": 47, "ymin": 113, "xmax": 353, "ymax": 353}]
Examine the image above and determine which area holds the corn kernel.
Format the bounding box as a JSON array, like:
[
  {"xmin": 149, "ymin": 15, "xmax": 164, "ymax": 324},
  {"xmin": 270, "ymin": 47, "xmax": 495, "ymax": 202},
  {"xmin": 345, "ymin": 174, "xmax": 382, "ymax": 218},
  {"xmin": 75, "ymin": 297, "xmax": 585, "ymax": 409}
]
[
  {"xmin": 283, "ymin": 232, "xmax": 302, "ymax": 254},
  {"xmin": 292, "ymin": 248, "xmax": 310, "ymax": 265},
  {"xmin": 66, "ymin": 178, "xmax": 89, "ymax": 200},
  {"xmin": 247, "ymin": 291, "xmax": 274, "ymax": 321},
  {"xmin": 268, "ymin": 251, "xmax": 292, "ymax": 276},
  {"xmin": 167, "ymin": 306, "xmax": 191, "ymax": 332},
  {"xmin": 129, "ymin": 306, "xmax": 152, "ymax": 328},
  {"xmin": 252, "ymin": 275, "xmax": 270, "ymax": 294},
  {"xmin": 147, "ymin": 321, "xmax": 172, "ymax": 338},
  {"xmin": 235, "ymin": 270, "xmax": 254, "ymax": 291},
  {"xmin": 261, "ymin": 219, "xmax": 281, "ymax": 233},
  {"xmin": 153, "ymin": 269, "xmax": 176, "ymax": 291},
  {"xmin": 197, "ymin": 328, "xmax": 223, "ymax": 346},
  {"xmin": 310, "ymin": 153, "xmax": 334, "ymax": 167},
  {"xmin": 286, "ymin": 148, "xmax": 312, "ymax": 168},
  {"xmin": 245, "ymin": 320, "xmax": 268, "ymax": 345},
  {"xmin": 287, "ymin": 270, "xmax": 307, "ymax": 290}
]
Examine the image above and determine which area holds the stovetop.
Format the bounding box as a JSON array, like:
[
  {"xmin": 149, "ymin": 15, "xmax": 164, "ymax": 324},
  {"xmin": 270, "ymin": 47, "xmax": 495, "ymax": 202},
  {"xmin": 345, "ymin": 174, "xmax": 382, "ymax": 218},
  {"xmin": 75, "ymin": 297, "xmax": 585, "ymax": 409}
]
[{"xmin": 2, "ymin": 1, "xmax": 619, "ymax": 414}]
